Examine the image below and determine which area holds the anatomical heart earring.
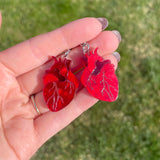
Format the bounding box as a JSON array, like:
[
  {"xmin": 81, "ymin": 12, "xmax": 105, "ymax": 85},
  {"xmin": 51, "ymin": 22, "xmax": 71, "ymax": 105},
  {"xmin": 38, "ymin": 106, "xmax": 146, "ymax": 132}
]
[
  {"xmin": 43, "ymin": 50, "xmax": 79, "ymax": 112},
  {"xmin": 81, "ymin": 43, "xmax": 119, "ymax": 102}
]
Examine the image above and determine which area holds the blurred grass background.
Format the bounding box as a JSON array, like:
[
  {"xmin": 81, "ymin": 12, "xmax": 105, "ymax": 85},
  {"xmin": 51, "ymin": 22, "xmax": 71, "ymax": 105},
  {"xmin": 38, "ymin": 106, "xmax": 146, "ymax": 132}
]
[{"xmin": 0, "ymin": 0, "xmax": 160, "ymax": 159}]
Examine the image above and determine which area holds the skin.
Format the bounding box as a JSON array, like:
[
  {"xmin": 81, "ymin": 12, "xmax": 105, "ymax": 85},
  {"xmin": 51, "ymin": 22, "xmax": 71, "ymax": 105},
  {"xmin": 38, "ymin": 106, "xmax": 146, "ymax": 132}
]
[{"xmin": 0, "ymin": 14, "xmax": 120, "ymax": 160}]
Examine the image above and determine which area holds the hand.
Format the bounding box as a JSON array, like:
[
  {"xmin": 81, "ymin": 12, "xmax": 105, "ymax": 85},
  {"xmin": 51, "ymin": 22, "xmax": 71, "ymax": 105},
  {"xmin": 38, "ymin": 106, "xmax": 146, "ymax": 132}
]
[{"xmin": 0, "ymin": 14, "xmax": 120, "ymax": 160}]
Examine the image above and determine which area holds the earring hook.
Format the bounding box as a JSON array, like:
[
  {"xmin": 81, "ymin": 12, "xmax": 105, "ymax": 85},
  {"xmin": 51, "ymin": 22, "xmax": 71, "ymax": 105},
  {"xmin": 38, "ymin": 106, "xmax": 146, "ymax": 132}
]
[
  {"xmin": 81, "ymin": 42, "xmax": 90, "ymax": 54},
  {"xmin": 64, "ymin": 49, "xmax": 71, "ymax": 57}
]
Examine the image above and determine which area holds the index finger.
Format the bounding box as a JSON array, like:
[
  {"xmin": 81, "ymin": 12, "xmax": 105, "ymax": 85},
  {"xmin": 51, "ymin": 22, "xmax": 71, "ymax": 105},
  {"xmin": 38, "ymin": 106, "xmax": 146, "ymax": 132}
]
[{"xmin": 0, "ymin": 17, "xmax": 107, "ymax": 77}]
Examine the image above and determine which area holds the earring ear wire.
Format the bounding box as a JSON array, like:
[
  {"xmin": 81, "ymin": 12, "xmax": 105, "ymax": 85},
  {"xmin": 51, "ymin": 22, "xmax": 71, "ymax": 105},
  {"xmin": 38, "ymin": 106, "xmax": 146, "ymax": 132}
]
[
  {"xmin": 64, "ymin": 49, "xmax": 71, "ymax": 57},
  {"xmin": 81, "ymin": 42, "xmax": 90, "ymax": 54},
  {"xmin": 57, "ymin": 42, "xmax": 90, "ymax": 58}
]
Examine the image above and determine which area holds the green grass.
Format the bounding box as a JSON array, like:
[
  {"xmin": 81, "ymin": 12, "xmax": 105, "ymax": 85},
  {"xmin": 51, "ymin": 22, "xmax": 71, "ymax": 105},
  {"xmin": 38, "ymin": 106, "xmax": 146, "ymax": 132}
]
[{"xmin": 0, "ymin": 0, "xmax": 160, "ymax": 159}]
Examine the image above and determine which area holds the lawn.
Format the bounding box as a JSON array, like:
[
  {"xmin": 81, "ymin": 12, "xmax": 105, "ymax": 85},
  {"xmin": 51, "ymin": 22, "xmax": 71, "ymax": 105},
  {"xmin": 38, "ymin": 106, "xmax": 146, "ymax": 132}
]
[{"xmin": 0, "ymin": 0, "xmax": 160, "ymax": 159}]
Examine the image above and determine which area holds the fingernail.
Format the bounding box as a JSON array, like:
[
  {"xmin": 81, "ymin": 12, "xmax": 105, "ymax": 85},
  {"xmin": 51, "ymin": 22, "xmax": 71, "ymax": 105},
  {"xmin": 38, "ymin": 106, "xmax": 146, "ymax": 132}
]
[
  {"xmin": 97, "ymin": 17, "xmax": 108, "ymax": 30},
  {"xmin": 112, "ymin": 52, "xmax": 120, "ymax": 62},
  {"xmin": 112, "ymin": 30, "xmax": 121, "ymax": 42}
]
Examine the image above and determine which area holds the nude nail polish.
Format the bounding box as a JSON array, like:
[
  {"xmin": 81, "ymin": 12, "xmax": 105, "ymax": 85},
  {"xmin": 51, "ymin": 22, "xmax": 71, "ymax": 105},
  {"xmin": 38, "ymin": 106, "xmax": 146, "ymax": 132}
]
[
  {"xmin": 112, "ymin": 30, "xmax": 121, "ymax": 42},
  {"xmin": 112, "ymin": 52, "xmax": 121, "ymax": 62},
  {"xmin": 97, "ymin": 18, "xmax": 109, "ymax": 30}
]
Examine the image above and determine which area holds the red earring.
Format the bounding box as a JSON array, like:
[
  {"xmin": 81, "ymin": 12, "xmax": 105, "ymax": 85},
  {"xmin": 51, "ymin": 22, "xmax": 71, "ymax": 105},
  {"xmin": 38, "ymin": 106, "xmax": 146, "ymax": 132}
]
[
  {"xmin": 81, "ymin": 46, "xmax": 119, "ymax": 102},
  {"xmin": 43, "ymin": 50, "xmax": 79, "ymax": 112}
]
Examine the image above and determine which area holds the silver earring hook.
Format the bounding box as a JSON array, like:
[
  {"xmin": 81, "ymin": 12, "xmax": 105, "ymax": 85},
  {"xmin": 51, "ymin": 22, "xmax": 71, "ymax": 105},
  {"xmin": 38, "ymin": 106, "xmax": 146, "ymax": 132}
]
[
  {"xmin": 81, "ymin": 42, "xmax": 90, "ymax": 54},
  {"xmin": 58, "ymin": 42, "xmax": 89, "ymax": 58},
  {"xmin": 64, "ymin": 49, "xmax": 71, "ymax": 57}
]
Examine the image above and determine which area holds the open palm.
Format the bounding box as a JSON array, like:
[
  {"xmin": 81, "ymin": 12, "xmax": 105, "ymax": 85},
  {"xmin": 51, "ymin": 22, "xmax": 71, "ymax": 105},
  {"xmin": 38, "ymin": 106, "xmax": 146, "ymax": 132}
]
[{"xmin": 0, "ymin": 14, "xmax": 120, "ymax": 160}]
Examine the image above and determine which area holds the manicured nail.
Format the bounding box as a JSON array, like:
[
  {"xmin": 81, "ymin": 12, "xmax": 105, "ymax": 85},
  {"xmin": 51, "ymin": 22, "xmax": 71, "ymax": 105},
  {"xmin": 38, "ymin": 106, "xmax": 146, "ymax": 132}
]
[
  {"xmin": 112, "ymin": 52, "xmax": 120, "ymax": 62},
  {"xmin": 112, "ymin": 30, "xmax": 121, "ymax": 42},
  {"xmin": 97, "ymin": 17, "xmax": 108, "ymax": 30}
]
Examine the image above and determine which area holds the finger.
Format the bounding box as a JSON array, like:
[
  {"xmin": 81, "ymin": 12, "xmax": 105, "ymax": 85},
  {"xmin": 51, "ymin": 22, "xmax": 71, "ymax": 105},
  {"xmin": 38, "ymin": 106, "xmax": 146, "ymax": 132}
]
[
  {"xmin": 34, "ymin": 88, "xmax": 98, "ymax": 146},
  {"xmin": 0, "ymin": 17, "xmax": 106, "ymax": 77},
  {"xmin": 17, "ymin": 31, "xmax": 121, "ymax": 96}
]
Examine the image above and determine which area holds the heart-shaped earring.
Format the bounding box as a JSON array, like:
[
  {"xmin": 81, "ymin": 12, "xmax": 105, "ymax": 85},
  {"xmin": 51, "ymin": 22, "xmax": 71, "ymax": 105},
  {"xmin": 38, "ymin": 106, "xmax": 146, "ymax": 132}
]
[
  {"xmin": 81, "ymin": 43, "xmax": 119, "ymax": 102},
  {"xmin": 43, "ymin": 50, "xmax": 79, "ymax": 112}
]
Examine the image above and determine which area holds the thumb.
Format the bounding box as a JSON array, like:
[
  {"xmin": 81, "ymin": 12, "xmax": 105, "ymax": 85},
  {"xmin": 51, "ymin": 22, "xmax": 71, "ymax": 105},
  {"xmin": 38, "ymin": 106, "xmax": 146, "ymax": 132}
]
[{"xmin": 0, "ymin": 12, "xmax": 2, "ymax": 28}]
